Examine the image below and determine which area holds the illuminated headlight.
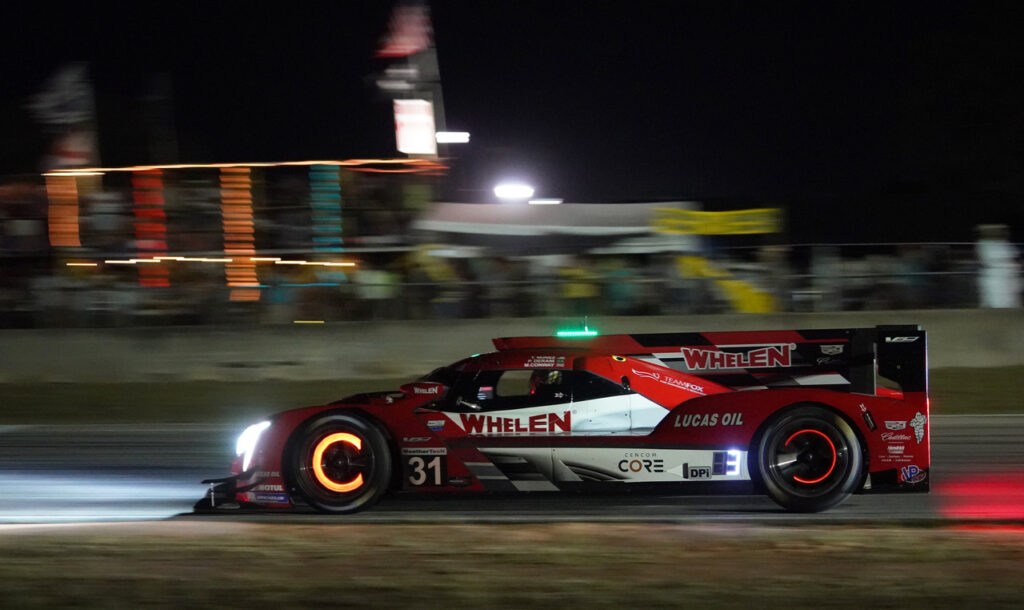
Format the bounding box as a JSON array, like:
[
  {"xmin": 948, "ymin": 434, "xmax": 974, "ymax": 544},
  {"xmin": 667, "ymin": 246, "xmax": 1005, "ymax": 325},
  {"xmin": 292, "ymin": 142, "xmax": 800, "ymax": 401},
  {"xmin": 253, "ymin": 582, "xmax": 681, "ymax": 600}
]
[{"xmin": 236, "ymin": 421, "xmax": 272, "ymax": 471}]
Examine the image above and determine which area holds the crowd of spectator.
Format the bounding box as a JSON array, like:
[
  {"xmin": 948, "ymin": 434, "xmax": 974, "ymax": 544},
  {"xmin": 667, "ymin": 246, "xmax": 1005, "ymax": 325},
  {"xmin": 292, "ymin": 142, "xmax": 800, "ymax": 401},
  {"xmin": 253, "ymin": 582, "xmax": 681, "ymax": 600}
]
[
  {"xmin": 0, "ymin": 243, "xmax": 1010, "ymax": 329},
  {"xmin": 1, "ymin": 182, "xmax": 1019, "ymax": 328}
]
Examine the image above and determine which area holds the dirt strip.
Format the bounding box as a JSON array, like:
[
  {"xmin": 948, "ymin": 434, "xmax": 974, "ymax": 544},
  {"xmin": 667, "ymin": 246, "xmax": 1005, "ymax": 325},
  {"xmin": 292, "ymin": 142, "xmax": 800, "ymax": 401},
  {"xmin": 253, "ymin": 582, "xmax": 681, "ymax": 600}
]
[{"xmin": 1, "ymin": 522, "xmax": 1023, "ymax": 608}]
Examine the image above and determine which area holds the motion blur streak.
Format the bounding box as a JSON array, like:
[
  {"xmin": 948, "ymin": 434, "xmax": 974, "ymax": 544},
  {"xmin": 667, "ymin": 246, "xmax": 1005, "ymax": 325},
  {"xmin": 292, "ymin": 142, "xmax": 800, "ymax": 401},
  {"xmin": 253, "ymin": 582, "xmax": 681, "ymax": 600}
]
[
  {"xmin": 937, "ymin": 473, "xmax": 1024, "ymax": 520},
  {"xmin": 0, "ymin": 416, "xmax": 1022, "ymax": 524},
  {"xmin": 43, "ymin": 158, "xmax": 448, "ymax": 175},
  {"xmin": 0, "ymin": 473, "xmax": 203, "ymax": 523},
  {"xmin": 131, "ymin": 169, "xmax": 169, "ymax": 287},
  {"xmin": 44, "ymin": 174, "xmax": 81, "ymax": 247},
  {"xmin": 0, "ymin": 424, "xmax": 228, "ymax": 524}
]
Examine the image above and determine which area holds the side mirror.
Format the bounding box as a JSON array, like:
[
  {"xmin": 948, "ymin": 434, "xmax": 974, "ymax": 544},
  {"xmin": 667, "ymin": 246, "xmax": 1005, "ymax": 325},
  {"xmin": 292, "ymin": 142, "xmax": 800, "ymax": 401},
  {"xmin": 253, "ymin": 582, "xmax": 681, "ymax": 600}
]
[{"xmin": 399, "ymin": 381, "xmax": 448, "ymax": 399}]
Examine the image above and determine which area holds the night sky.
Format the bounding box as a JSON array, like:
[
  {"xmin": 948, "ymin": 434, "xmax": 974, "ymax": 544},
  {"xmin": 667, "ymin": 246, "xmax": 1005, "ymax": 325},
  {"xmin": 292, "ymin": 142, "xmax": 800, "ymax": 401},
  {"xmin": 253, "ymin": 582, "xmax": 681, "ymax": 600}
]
[{"xmin": 2, "ymin": 2, "xmax": 1022, "ymax": 242}]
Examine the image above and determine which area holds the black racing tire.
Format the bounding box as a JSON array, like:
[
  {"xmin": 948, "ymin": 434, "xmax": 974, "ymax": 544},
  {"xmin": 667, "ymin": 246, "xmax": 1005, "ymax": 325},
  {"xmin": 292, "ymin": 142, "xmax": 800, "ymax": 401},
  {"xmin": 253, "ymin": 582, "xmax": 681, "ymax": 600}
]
[
  {"xmin": 288, "ymin": 412, "xmax": 392, "ymax": 514},
  {"xmin": 755, "ymin": 405, "xmax": 863, "ymax": 513}
]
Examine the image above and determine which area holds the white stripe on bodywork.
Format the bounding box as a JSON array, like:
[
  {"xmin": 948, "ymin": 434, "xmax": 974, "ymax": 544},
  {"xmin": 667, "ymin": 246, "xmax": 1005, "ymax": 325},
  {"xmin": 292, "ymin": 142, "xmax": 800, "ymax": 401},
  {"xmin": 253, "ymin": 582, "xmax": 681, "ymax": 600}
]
[
  {"xmin": 511, "ymin": 480, "xmax": 559, "ymax": 492},
  {"xmin": 791, "ymin": 373, "xmax": 849, "ymax": 386},
  {"xmin": 478, "ymin": 447, "xmax": 751, "ymax": 485}
]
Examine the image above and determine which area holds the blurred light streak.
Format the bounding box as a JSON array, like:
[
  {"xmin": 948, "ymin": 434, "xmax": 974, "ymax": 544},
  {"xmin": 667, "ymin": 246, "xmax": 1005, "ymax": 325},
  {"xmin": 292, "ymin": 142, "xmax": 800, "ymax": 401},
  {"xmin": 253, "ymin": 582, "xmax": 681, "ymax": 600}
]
[
  {"xmin": 494, "ymin": 183, "xmax": 535, "ymax": 200},
  {"xmin": 435, "ymin": 131, "xmax": 470, "ymax": 144},
  {"xmin": 394, "ymin": 99, "xmax": 437, "ymax": 155},
  {"xmin": 44, "ymin": 175, "xmax": 82, "ymax": 247},
  {"xmin": 273, "ymin": 260, "xmax": 355, "ymax": 267},
  {"xmin": 310, "ymin": 165, "xmax": 344, "ymax": 255},
  {"xmin": 937, "ymin": 472, "xmax": 1024, "ymax": 520},
  {"xmin": 529, "ymin": 198, "xmax": 563, "ymax": 205},
  {"xmin": 44, "ymin": 158, "xmax": 447, "ymax": 175},
  {"xmin": 294, "ymin": 320, "xmax": 326, "ymax": 324},
  {"xmin": 132, "ymin": 170, "xmax": 169, "ymax": 287},
  {"xmin": 220, "ymin": 167, "xmax": 259, "ymax": 302},
  {"xmin": 43, "ymin": 171, "xmax": 105, "ymax": 177},
  {"xmin": 66, "ymin": 262, "xmax": 98, "ymax": 267},
  {"xmin": 0, "ymin": 473, "xmax": 204, "ymax": 524}
]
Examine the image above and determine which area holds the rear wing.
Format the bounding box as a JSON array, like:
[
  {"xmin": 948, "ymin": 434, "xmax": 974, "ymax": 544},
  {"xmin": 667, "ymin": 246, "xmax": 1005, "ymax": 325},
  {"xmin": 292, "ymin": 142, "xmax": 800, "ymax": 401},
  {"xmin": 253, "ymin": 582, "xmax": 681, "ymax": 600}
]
[{"xmin": 494, "ymin": 325, "xmax": 927, "ymax": 395}]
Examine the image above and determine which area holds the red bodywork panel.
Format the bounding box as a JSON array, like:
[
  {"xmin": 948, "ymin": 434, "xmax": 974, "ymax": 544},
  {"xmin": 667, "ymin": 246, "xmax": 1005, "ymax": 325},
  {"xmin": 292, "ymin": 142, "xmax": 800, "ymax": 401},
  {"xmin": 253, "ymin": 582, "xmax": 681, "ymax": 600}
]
[{"xmin": 227, "ymin": 326, "xmax": 931, "ymax": 509}]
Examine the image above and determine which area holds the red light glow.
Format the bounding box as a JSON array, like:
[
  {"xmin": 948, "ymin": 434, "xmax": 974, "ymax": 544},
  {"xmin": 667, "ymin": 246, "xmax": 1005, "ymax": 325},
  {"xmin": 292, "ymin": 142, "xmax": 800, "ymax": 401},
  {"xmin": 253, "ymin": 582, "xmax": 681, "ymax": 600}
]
[
  {"xmin": 785, "ymin": 429, "xmax": 837, "ymax": 485},
  {"xmin": 938, "ymin": 473, "xmax": 1024, "ymax": 520},
  {"xmin": 311, "ymin": 432, "xmax": 364, "ymax": 493},
  {"xmin": 132, "ymin": 169, "xmax": 169, "ymax": 287}
]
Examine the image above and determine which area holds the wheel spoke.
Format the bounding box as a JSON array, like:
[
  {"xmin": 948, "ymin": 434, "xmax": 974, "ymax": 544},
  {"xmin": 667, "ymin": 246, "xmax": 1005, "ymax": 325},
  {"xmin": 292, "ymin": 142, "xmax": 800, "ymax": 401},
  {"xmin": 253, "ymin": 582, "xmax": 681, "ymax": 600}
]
[
  {"xmin": 773, "ymin": 450, "xmax": 801, "ymax": 471},
  {"xmin": 349, "ymin": 455, "xmax": 373, "ymax": 469}
]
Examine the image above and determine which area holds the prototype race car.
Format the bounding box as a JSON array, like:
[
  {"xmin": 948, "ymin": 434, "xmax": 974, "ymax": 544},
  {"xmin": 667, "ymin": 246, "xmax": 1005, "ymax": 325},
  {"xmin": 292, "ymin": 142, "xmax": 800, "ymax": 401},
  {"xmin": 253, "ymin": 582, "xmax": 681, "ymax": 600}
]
[{"xmin": 198, "ymin": 325, "xmax": 930, "ymax": 514}]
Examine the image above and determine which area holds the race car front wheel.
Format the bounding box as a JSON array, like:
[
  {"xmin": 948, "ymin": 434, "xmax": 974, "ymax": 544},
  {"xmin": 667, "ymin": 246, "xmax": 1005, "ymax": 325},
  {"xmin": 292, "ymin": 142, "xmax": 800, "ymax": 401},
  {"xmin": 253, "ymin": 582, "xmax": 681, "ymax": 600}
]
[
  {"xmin": 755, "ymin": 405, "xmax": 862, "ymax": 513},
  {"xmin": 288, "ymin": 412, "xmax": 392, "ymax": 514}
]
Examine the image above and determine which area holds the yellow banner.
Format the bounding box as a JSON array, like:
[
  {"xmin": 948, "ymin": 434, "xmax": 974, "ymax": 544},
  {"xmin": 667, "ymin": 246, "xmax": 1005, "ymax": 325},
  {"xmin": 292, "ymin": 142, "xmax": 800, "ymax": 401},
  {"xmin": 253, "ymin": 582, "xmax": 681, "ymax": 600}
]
[{"xmin": 654, "ymin": 208, "xmax": 782, "ymax": 235}]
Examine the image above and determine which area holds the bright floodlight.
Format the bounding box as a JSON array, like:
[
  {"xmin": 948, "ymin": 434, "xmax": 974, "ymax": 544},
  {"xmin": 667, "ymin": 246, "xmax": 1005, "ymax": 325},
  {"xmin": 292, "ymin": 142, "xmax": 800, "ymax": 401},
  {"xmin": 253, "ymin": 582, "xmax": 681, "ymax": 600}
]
[
  {"xmin": 436, "ymin": 131, "xmax": 470, "ymax": 144},
  {"xmin": 494, "ymin": 183, "xmax": 535, "ymax": 200}
]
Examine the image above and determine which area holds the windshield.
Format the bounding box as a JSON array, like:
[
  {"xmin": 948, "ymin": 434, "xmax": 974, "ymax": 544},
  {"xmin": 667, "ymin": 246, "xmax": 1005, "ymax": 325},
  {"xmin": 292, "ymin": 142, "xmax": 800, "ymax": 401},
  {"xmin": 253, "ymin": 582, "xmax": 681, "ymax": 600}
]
[{"xmin": 420, "ymin": 366, "xmax": 458, "ymax": 387}]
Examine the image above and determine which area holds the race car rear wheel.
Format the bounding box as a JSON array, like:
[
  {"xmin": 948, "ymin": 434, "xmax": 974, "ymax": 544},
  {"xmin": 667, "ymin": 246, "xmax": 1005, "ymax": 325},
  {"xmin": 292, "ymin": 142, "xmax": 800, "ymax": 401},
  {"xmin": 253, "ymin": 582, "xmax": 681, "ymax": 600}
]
[
  {"xmin": 288, "ymin": 412, "xmax": 392, "ymax": 514},
  {"xmin": 755, "ymin": 405, "xmax": 862, "ymax": 513}
]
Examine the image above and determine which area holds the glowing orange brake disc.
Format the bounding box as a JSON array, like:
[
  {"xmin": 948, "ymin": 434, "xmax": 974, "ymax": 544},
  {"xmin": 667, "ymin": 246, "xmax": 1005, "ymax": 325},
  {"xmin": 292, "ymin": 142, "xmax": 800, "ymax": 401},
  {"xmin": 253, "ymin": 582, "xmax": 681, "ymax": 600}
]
[{"xmin": 311, "ymin": 432, "xmax": 364, "ymax": 492}]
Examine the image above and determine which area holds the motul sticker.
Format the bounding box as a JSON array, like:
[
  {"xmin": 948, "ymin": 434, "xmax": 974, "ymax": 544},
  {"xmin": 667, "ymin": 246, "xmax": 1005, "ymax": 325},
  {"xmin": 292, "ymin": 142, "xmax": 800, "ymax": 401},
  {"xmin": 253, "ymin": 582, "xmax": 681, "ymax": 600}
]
[{"xmin": 679, "ymin": 345, "xmax": 792, "ymax": 370}]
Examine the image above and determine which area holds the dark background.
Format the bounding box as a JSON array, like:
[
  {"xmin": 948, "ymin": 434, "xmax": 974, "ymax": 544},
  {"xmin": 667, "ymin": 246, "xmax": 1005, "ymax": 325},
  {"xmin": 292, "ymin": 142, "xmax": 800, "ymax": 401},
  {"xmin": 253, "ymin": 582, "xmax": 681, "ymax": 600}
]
[{"xmin": 2, "ymin": 1, "xmax": 1022, "ymax": 242}]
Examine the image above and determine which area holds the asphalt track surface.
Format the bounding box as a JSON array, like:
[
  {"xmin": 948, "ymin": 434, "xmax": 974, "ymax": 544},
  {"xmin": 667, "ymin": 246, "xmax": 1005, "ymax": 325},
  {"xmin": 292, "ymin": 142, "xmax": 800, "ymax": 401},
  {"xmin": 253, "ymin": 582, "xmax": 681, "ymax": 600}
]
[{"xmin": 1, "ymin": 415, "xmax": 1022, "ymax": 525}]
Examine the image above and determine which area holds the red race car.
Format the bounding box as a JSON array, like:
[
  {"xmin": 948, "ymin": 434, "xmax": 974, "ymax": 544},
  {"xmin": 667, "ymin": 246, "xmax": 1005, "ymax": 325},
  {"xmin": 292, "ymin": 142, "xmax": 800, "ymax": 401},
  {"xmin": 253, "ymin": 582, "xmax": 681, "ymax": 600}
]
[{"xmin": 198, "ymin": 325, "xmax": 930, "ymax": 514}]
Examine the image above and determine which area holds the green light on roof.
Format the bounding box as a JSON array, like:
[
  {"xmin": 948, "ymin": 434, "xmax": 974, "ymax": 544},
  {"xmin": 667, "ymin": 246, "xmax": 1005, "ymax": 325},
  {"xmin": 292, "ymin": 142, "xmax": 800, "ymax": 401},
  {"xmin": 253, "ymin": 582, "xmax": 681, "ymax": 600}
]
[{"xmin": 556, "ymin": 328, "xmax": 599, "ymax": 338}]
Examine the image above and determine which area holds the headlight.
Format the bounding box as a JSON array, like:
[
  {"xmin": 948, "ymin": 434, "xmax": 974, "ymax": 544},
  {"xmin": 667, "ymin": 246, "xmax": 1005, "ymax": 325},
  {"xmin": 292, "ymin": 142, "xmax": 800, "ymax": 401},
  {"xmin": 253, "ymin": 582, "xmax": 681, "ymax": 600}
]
[{"xmin": 236, "ymin": 421, "xmax": 272, "ymax": 471}]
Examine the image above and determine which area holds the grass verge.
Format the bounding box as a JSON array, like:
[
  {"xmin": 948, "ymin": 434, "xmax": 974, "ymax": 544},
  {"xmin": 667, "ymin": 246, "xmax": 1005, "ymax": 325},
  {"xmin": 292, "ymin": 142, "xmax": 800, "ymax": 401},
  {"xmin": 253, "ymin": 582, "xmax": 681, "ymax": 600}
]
[
  {"xmin": 1, "ymin": 522, "xmax": 1023, "ymax": 608},
  {"xmin": 0, "ymin": 366, "xmax": 1020, "ymax": 424}
]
